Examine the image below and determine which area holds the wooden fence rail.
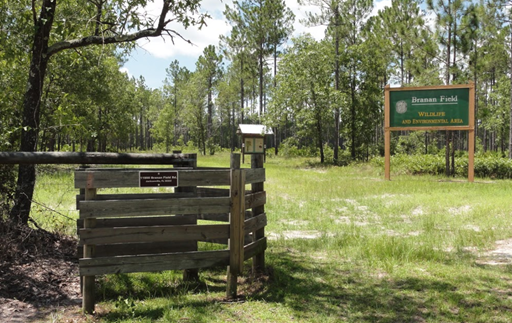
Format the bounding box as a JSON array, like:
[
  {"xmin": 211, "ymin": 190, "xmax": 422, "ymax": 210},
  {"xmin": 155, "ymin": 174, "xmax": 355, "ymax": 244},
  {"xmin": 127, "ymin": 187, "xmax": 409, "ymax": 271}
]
[{"xmin": 0, "ymin": 151, "xmax": 196, "ymax": 165}]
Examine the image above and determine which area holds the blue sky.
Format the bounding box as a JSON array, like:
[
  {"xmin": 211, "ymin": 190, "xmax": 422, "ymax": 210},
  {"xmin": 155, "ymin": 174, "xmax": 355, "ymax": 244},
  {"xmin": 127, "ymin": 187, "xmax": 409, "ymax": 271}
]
[{"xmin": 121, "ymin": 0, "xmax": 392, "ymax": 89}]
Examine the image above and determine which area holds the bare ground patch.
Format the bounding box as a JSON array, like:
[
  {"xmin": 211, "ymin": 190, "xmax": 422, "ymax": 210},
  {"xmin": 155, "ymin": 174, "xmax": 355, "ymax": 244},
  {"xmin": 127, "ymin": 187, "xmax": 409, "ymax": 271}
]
[
  {"xmin": 268, "ymin": 230, "xmax": 332, "ymax": 240},
  {"xmin": 476, "ymin": 238, "xmax": 512, "ymax": 266},
  {"xmin": 0, "ymin": 224, "xmax": 84, "ymax": 323}
]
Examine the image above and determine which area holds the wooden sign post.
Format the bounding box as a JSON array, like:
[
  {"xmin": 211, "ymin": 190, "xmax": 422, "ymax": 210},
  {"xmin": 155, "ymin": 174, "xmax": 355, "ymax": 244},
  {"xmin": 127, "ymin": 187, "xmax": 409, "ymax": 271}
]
[{"xmin": 384, "ymin": 83, "xmax": 475, "ymax": 182}]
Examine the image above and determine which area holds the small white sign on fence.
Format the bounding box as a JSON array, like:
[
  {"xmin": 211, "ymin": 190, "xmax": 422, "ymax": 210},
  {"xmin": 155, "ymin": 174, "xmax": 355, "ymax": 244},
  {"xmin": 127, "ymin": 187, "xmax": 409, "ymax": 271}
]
[{"xmin": 139, "ymin": 171, "xmax": 178, "ymax": 187}]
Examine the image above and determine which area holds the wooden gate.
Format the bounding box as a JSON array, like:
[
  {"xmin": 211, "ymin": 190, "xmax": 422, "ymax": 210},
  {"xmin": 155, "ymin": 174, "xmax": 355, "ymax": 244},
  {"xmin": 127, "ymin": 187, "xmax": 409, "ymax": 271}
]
[{"xmin": 75, "ymin": 153, "xmax": 267, "ymax": 313}]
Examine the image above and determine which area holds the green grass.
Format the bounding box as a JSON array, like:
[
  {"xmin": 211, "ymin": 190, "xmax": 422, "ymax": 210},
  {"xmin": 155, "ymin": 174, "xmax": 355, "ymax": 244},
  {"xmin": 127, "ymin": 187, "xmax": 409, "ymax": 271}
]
[
  {"xmin": 31, "ymin": 165, "xmax": 78, "ymax": 235},
  {"xmin": 33, "ymin": 152, "xmax": 512, "ymax": 322}
]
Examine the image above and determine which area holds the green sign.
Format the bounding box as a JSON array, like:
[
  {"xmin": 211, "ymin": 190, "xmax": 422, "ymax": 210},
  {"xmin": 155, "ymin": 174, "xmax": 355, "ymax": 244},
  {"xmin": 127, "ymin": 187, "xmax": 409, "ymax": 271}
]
[{"xmin": 389, "ymin": 88, "xmax": 470, "ymax": 128}]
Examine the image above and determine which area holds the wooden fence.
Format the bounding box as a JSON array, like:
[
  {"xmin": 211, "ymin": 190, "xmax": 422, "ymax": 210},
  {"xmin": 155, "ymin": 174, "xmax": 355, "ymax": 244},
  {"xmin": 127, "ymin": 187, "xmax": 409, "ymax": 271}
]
[
  {"xmin": 75, "ymin": 153, "xmax": 267, "ymax": 313},
  {"xmin": 0, "ymin": 151, "xmax": 267, "ymax": 314}
]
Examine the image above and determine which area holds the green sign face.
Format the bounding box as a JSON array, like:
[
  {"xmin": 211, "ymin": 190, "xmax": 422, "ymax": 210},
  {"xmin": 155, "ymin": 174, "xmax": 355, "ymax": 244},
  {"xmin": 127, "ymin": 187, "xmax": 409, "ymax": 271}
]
[{"xmin": 389, "ymin": 88, "xmax": 470, "ymax": 128}]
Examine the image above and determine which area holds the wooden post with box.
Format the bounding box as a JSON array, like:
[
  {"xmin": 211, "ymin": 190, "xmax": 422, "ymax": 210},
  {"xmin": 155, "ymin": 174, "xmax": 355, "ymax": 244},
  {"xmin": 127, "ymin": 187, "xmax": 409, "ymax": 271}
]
[{"xmin": 237, "ymin": 124, "xmax": 273, "ymax": 163}]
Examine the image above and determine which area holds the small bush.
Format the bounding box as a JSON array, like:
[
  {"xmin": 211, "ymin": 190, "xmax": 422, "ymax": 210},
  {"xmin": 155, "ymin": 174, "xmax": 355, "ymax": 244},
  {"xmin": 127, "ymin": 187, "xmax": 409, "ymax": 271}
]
[
  {"xmin": 279, "ymin": 137, "xmax": 318, "ymax": 158},
  {"xmin": 0, "ymin": 164, "xmax": 16, "ymax": 220}
]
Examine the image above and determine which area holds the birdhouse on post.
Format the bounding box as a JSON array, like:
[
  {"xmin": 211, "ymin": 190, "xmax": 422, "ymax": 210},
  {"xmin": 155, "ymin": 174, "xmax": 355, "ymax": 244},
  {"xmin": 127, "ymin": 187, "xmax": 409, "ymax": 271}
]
[{"xmin": 237, "ymin": 124, "xmax": 273, "ymax": 163}]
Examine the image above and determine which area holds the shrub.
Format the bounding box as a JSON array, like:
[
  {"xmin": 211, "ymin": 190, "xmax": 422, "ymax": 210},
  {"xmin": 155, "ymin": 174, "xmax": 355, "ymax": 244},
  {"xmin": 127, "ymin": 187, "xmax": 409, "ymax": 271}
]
[
  {"xmin": 372, "ymin": 153, "xmax": 512, "ymax": 179},
  {"xmin": 279, "ymin": 137, "xmax": 318, "ymax": 158},
  {"xmin": 0, "ymin": 164, "xmax": 15, "ymax": 221}
]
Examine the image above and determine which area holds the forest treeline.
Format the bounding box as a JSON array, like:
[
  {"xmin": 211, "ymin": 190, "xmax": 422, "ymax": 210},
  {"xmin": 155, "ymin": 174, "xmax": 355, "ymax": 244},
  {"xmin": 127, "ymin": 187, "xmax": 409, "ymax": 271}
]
[
  {"xmin": 2, "ymin": 0, "xmax": 512, "ymax": 160},
  {"xmin": 1, "ymin": 0, "xmax": 512, "ymax": 223}
]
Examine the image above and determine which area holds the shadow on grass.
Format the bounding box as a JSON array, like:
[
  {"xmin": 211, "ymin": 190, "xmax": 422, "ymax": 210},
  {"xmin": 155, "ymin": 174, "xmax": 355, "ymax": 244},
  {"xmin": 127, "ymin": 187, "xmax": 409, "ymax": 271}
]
[
  {"xmin": 95, "ymin": 251, "xmax": 512, "ymax": 322},
  {"xmin": 251, "ymin": 251, "xmax": 512, "ymax": 322},
  {"xmin": 249, "ymin": 252, "xmax": 448, "ymax": 322},
  {"xmin": 96, "ymin": 267, "xmax": 227, "ymax": 303}
]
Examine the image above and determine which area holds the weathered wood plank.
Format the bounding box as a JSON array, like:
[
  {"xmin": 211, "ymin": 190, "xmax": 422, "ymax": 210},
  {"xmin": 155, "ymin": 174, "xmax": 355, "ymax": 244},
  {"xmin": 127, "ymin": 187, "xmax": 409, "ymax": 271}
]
[
  {"xmin": 76, "ymin": 213, "xmax": 234, "ymax": 231},
  {"xmin": 82, "ymin": 188, "xmax": 97, "ymax": 314},
  {"xmin": 229, "ymin": 169, "xmax": 245, "ymax": 274},
  {"xmin": 244, "ymin": 237, "xmax": 267, "ymax": 260},
  {"xmin": 78, "ymin": 196, "xmax": 231, "ymax": 218},
  {"xmin": 251, "ymin": 154, "xmax": 265, "ymax": 273},
  {"xmin": 76, "ymin": 192, "xmax": 196, "ymax": 208},
  {"xmin": 245, "ymin": 191, "xmax": 266, "ymax": 209},
  {"xmin": 79, "ymin": 223, "xmax": 230, "ymax": 245},
  {"xmin": 79, "ymin": 250, "xmax": 230, "ymax": 275},
  {"xmin": 75, "ymin": 169, "xmax": 230, "ymax": 189},
  {"xmin": 196, "ymin": 187, "xmax": 230, "ymax": 197},
  {"xmin": 244, "ymin": 213, "xmax": 267, "ymax": 234},
  {"xmin": 77, "ymin": 215, "xmax": 197, "ymax": 236},
  {"xmin": 0, "ymin": 151, "xmax": 197, "ymax": 165},
  {"xmin": 197, "ymin": 213, "xmax": 230, "ymax": 222},
  {"xmin": 78, "ymin": 241, "xmax": 197, "ymax": 257},
  {"xmin": 175, "ymin": 167, "xmax": 199, "ymax": 281},
  {"xmin": 227, "ymin": 154, "xmax": 242, "ymax": 299},
  {"xmin": 245, "ymin": 168, "xmax": 265, "ymax": 184}
]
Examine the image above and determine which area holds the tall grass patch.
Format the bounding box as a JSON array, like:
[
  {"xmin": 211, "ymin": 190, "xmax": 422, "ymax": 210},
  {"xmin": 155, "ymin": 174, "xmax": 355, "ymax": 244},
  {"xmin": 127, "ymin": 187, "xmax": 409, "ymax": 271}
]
[{"xmin": 32, "ymin": 152, "xmax": 512, "ymax": 322}]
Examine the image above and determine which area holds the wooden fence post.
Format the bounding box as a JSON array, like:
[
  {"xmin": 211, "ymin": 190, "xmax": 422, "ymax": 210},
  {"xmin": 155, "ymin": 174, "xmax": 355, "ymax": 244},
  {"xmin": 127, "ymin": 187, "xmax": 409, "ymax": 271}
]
[
  {"xmin": 251, "ymin": 154, "xmax": 265, "ymax": 273},
  {"xmin": 82, "ymin": 180, "xmax": 97, "ymax": 314},
  {"xmin": 175, "ymin": 153, "xmax": 199, "ymax": 282},
  {"xmin": 227, "ymin": 154, "xmax": 245, "ymax": 298},
  {"xmin": 77, "ymin": 165, "xmax": 88, "ymax": 295}
]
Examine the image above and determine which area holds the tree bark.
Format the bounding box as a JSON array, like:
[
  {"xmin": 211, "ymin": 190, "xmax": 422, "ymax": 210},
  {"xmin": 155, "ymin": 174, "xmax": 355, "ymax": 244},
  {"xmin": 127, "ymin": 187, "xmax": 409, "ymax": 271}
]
[
  {"xmin": 333, "ymin": 5, "xmax": 340, "ymax": 165},
  {"xmin": 350, "ymin": 70, "xmax": 356, "ymax": 159},
  {"xmin": 9, "ymin": 0, "xmax": 56, "ymax": 225},
  {"xmin": 240, "ymin": 58, "xmax": 245, "ymax": 123},
  {"xmin": 509, "ymin": 23, "xmax": 512, "ymax": 159},
  {"xmin": 207, "ymin": 76, "xmax": 213, "ymax": 150}
]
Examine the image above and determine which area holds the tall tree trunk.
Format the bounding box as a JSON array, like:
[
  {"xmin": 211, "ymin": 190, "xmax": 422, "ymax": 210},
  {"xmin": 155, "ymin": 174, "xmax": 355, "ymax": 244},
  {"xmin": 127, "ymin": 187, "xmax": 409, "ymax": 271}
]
[
  {"xmin": 139, "ymin": 109, "xmax": 144, "ymax": 150},
  {"xmin": 473, "ymin": 43, "xmax": 479, "ymax": 143},
  {"xmin": 174, "ymin": 88, "xmax": 178, "ymax": 146},
  {"xmin": 509, "ymin": 24, "xmax": 512, "ymax": 159},
  {"xmin": 445, "ymin": 3, "xmax": 452, "ymax": 176},
  {"xmin": 10, "ymin": 0, "xmax": 56, "ymax": 225},
  {"xmin": 451, "ymin": 132, "xmax": 455, "ymax": 176},
  {"xmin": 165, "ymin": 122, "xmax": 170, "ymax": 153},
  {"xmin": 259, "ymin": 47, "xmax": 264, "ymax": 118},
  {"xmin": 207, "ymin": 77, "xmax": 213, "ymax": 140},
  {"xmin": 273, "ymin": 41, "xmax": 279, "ymax": 156},
  {"xmin": 450, "ymin": 13, "xmax": 458, "ymax": 174},
  {"xmin": 350, "ymin": 71, "xmax": 356, "ymax": 159},
  {"xmin": 400, "ymin": 40, "xmax": 404, "ymax": 86},
  {"xmin": 240, "ymin": 58, "xmax": 245, "ymax": 123},
  {"xmin": 231, "ymin": 102, "xmax": 235, "ymax": 152},
  {"xmin": 333, "ymin": 5, "xmax": 340, "ymax": 165},
  {"xmin": 445, "ymin": 131, "xmax": 450, "ymax": 177}
]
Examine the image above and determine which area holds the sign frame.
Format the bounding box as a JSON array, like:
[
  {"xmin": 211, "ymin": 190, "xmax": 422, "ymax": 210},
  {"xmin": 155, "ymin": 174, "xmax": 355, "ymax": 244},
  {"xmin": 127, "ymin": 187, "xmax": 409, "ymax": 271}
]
[
  {"xmin": 384, "ymin": 83, "xmax": 475, "ymax": 182},
  {"xmin": 243, "ymin": 137, "xmax": 265, "ymax": 154},
  {"xmin": 139, "ymin": 171, "xmax": 179, "ymax": 187}
]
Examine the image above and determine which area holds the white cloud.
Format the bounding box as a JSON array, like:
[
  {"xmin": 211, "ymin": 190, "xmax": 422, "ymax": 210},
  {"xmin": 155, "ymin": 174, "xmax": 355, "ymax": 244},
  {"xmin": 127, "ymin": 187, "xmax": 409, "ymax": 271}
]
[
  {"xmin": 133, "ymin": 0, "xmax": 400, "ymax": 60},
  {"xmin": 286, "ymin": 0, "xmax": 325, "ymax": 40},
  {"xmin": 119, "ymin": 66, "xmax": 131, "ymax": 77},
  {"xmin": 371, "ymin": 0, "xmax": 392, "ymax": 17},
  {"xmin": 424, "ymin": 9, "xmax": 437, "ymax": 33},
  {"xmin": 136, "ymin": 17, "xmax": 230, "ymax": 59},
  {"xmin": 133, "ymin": 0, "xmax": 231, "ymax": 59}
]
